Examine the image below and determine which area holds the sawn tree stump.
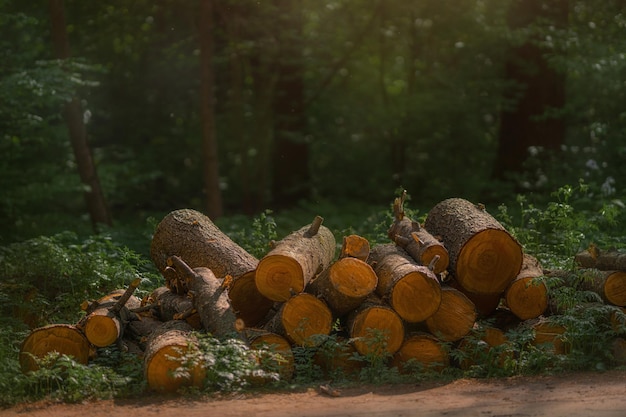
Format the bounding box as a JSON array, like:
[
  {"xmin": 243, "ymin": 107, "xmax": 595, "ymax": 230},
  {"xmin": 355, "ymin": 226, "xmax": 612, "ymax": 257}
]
[
  {"xmin": 256, "ymin": 216, "xmax": 336, "ymax": 302},
  {"xmin": 424, "ymin": 198, "xmax": 523, "ymax": 294},
  {"xmin": 369, "ymin": 244, "xmax": 441, "ymax": 323}
]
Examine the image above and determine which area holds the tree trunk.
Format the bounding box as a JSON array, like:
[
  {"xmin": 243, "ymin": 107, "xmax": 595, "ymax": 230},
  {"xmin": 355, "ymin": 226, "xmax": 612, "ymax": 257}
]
[
  {"xmin": 424, "ymin": 198, "xmax": 523, "ymax": 294},
  {"xmin": 306, "ymin": 257, "xmax": 378, "ymax": 317},
  {"xmin": 198, "ymin": 0, "xmax": 223, "ymax": 219},
  {"xmin": 504, "ymin": 253, "xmax": 549, "ymax": 320},
  {"xmin": 168, "ymin": 256, "xmax": 239, "ymax": 338},
  {"xmin": 77, "ymin": 279, "xmax": 142, "ymax": 347},
  {"xmin": 143, "ymin": 320, "xmax": 206, "ymax": 393},
  {"xmin": 345, "ymin": 296, "xmax": 405, "ymax": 356},
  {"xmin": 150, "ymin": 208, "xmax": 259, "ymax": 279},
  {"xmin": 392, "ymin": 332, "xmax": 448, "ymax": 373},
  {"xmin": 255, "ymin": 216, "xmax": 336, "ymax": 302},
  {"xmin": 368, "ymin": 243, "xmax": 441, "ymax": 323},
  {"xmin": 493, "ymin": 0, "xmax": 568, "ymax": 179},
  {"xmin": 263, "ymin": 293, "xmax": 333, "ymax": 347},
  {"xmin": 48, "ymin": 0, "xmax": 112, "ymax": 230},
  {"xmin": 19, "ymin": 323, "xmax": 91, "ymax": 373},
  {"xmin": 387, "ymin": 193, "xmax": 449, "ymax": 275},
  {"xmin": 424, "ymin": 286, "xmax": 477, "ymax": 342}
]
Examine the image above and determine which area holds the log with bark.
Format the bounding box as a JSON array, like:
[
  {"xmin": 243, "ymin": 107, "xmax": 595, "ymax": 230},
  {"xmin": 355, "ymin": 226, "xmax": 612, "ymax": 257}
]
[
  {"xmin": 227, "ymin": 270, "xmax": 275, "ymax": 327},
  {"xmin": 368, "ymin": 243, "xmax": 441, "ymax": 323},
  {"xmin": 504, "ymin": 254, "xmax": 549, "ymax": 320},
  {"xmin": 527, "ymin": 317, "xmax": 569, "ymax": 355},
  {"xmin": 148, "ymin": 286, "xmax": 202, "ymax": 329},
  {"xmin": 387, "ymin": 191, "xmax": 449, "ymax": 275},
  {"xmin": 19, "ymin": 323, "xmax": 92, "ymax": 373},
  {"xmin": 306, "ymin": 256, "xmax": 378, "ymax": 316},
  {"xmin": 575, "ymin": 246, "xmax": 626, "ymax": 271},
  {"xmin": 346, "ymin": 296, "xmax": 405, "ymax": 356},
  {"xmin": 143, "ymin": 320, "xmax": 206, "ymax": 393},
  {"xmin": 392, "ymin": 332, "xmax": 449, "ymax": 372},
  {"xmin": 168, "ymin": 255, "xmax": 239, "ymax": 338},
  {"xmin": 150, "ymin": 208, "xmax": 259, "ymax": 280},
  {"xmin": 340, "ymin": 234, "xmax": 371, "ymax": 262},
  {"xmin": 263, "ymin": 292, "xmax": 333, "ymax": 347},
  {"xmin": 424, "ymin": 198, "xmax": 523, "ymax": 294},
  {"xmin": 457, "ymin": 324, "xmax": 510, "ymax": 369},
  {"xmin": 77, "ymin": 278, "xmax": 142, "ymax": 347},
  {"xmin": 577, "ymin": 269, "xmax": 626, "ymax": 307},
  {"xmin": 255, "ymin": 216, "xmax": 336, "ymax": 302},
  {"xmin": 424, "ymin": 286, "xmax": 477, "ymax": 342},
  {"xmin": 448, "ymin": 278, "xmax": 502, "ymax": 318}
]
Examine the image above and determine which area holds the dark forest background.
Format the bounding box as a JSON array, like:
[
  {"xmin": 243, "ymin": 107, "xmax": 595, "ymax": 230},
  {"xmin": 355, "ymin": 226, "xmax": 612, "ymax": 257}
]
[{"xmin": 2, "ymin": 0, "xmax": 625, "ymax": 244}]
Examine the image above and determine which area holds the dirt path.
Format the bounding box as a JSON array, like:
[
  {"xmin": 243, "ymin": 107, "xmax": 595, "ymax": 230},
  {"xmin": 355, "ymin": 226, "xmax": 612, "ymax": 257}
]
[{"xmin": 3, "ymin": 370, "xmax": 626, "ymax": 417}]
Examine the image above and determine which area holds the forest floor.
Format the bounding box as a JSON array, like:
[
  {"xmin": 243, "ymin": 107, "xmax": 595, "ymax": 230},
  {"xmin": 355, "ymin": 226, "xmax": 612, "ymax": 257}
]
[{"xmin": 2, "ymin": 370, "xmax": 626, "ymax": 417}]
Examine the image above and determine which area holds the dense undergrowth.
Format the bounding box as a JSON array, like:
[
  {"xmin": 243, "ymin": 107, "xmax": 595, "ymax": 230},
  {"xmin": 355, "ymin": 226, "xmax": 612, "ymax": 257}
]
[{"xmin": 1, "ymin": 181, "xmax": 626, "ymax": 406}]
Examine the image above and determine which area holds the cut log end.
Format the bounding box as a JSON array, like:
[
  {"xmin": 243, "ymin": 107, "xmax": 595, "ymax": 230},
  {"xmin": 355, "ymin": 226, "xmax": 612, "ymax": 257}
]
[
  {"xmin": 457, "ymin": 228, "xmax": 523, "ymax": 294},
  {"xmin": 248, "ymin": 332, "xmax": 295, "ymax": 381},
  {"xmin": 505, "ymin": 276, "xmax": 549, "ymax": 320},
  {"xmin": 329, "ymin": 257, "xmax": 377, "ymax": 298},
  {"xmin": 422, "ymin": 246, "xmax": 450, "ymax": 275},
  {"xmin": 83, "ymin": 313, "xmax": 121, "ymax": 347},
  {"xmin": 256, "ymin": 255, "xmax": 305, "ymax": 302},
  {"xmin": 145, "ymin": 344, "xmax": 206, "ymax": 393},
  {"xmin": 605, "ymin": 271, "xmax": 626, "ymax": 306},
  {"xmin": 392, "ymin": 333, "xmax": 448, "ymax": 372},
  {"xmin": 19, "ymin": 324, "xmax": 91, "ymax": 373},
  {"xmin": 425, "ymin": 287, "xmax": 477, "ymax": 342},
  {"xmin": 349, "ymin": 305, "xmax": 404, "ymax": 356},
  {"xmin": 390, "ymin": 271, "xmax": 442, "ymax": 323},
  {"xmin": 228, "ymin": 271, "xmax": 274, "ymax": 327},
  {"xmin": 281, "ymin": 293, "xmax": 333, "ymax": 347}
]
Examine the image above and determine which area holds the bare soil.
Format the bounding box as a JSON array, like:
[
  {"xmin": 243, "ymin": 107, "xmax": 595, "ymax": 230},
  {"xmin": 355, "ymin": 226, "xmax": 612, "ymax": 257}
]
[{"xmin": 3, "ymin": 370, "xmax": 626, "ymax": 417}]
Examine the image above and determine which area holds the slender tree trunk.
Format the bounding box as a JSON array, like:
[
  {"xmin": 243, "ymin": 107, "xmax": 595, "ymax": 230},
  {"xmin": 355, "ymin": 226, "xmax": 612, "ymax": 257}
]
[
  {"xmin": 493, "ymin": 0, "xmax": 568, "ymax": 180},
  {"xmin": 271, "ymin": 0, "xmax": 309, "ymax": 206},
  {"xmin": 48, "ymin": 0, "xmax": 112, "ymax": 229},
  {"xmin": 199, "ymin": 0, "xmax": 223, "ymax": 219}
]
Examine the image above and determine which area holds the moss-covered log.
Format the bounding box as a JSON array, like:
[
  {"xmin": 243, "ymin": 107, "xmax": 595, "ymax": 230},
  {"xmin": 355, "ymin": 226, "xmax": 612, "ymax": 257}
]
[
  {"xmin": 256, "ymin": 216, "xmax": 336, "ymax": 302},
  {"xmin": 424, "ymin": 198, "xmax": 523, "ymax": 294},
  {"xmin": 369, "ymin": 244, "xmax": 441, "ymax": 323}
]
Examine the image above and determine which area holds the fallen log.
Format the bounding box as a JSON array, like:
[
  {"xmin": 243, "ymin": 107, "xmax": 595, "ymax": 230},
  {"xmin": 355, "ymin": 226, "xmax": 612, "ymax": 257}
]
[
  {"xmin": 150, "ymin": 208, "xmax": 259, "ymax": 280},
  {"xmin": 346, "ymin": 296, "xmax": 405, "ymax": 356},
  {"xmin": 169, "ymin": 255, "xmax": 239, "ymax": 338},
  {"xmin": 78, "ymin": 278, "xmax": 142, "ymax": 347},
  {"xmin": 392, "ymin": 332, "xmax": 449, "ymax": 373},
  {"xmin": 578, "ymin": 269, "xmax": 626, "ymax": 307},
  {"xmin": 263, "ymin": 292, "xmax": 333, "ymax": 347},
  {"xmin": 149, "ymin": 286, "xmax": 202, "ymax": 329},
  {"xmin": 368, "ymin": 244, "xmax": 441, "ymax": 323},
  {"xmin": 387, "ymin": 191, "xmax": 449, "ymax": 275},
  {"xmin": 255, "ymin": 216, "xmax": 336, "ymax": 302},
  {"xmin": 504, "ymin": 254, "xmax": 549, "ymax": 320},
  {"xmin": 306, "ymin": 257, "xmax": 378, "ymax": 316},
  {"xmin": 424, "ymin": 286, "xmax": 477, "ymax": 342},
  {"xmin": 424, "ymin": 198, "xmax": 523, "ymax": 294},
  {"xmin": 19, "ymin": 323, "xmax": 92, "ymax": 373},
  {"xmin": 124, "ymin": 315, "xmax": 165, "ymax": 350},
  {"xmin": 144, "ymin": 320, "xmax": 206, "ymax": 393},
  {"xmin": 575, "ymin": 246, "xmax": 626, "ymax": 271}
]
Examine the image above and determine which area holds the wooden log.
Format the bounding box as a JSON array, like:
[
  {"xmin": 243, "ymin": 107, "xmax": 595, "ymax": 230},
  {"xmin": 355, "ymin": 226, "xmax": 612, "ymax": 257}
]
[
  {"xmin": 306, "ymin": 257, "xmax": 378, "ymax": 316},
  {"xmin": 448, "ymin": 278, "xmax": 501, "ymax": 318},
  {"xmin": 387, "ymin": 192, "xmax": 450, "ymax": 275},
  {"xmin": 578, "ymin": 269, "xmax": 626, "ymax": 307},
  {"xmin": 242, "ymin": 328, "xmax": 295, "ymax": 381},
  {"xmin": 424, "ymin": 198, "xmax": 523, "ymax": 294},
  {"xmin": 227, "ymin": 270, "xmax": 274, "ymax": 328},
  {"xmin": 457, "ymin": 324, "xmax": 510, "ymax": 369},
  {"xmin": 263, "ymin": 293, "xmax": 333, "ymax": 347},
  {"xmin": 346, "ymin": 297, "xmax": 405, "ymax": 356},
  {"xmin": 19, "ymin": 324, "xmax": 91, "ymax": 373},
  {"xmin": 124, "ymin": 315, "xmax": 165, "ymax": 351},
  {"xmin": 369, "ymin": 243, "xmax": 441, "ymax": 323},
  {"xmin": 392, "ymin": 332, "xmax": 448, "ymax": 373},
  {"xmin": 149, "ymin": 286, "xmax": 202, "ymax": 329},
  {"xmin": 150, "ymin": 208, "xmax": 259, "ymax": 279},
  {"xmin": 504, "ymin": 254, "xmax": 549, "ymax": 320},
  {"xmin": 575, "ymin": 246, "xmax": 626, "ymax": 271},
  {"xmin": 169, "ymin": 255, "xmax": 239, "ymax": 337},
  {"xmin": 255, "ymin": 216, "xmax": 336, "ymax": 302},
  {"xmin": 144, "ymin": 320, "xmax": 206, "ymax": 393},
  {"xmin": 527, "ymin": 317, "xmax": 569, "ymax": 354},
  {"xmin": 340, "ymin": 234, "xmax": 371, "ymax": 262},
  {"xmin": 425, "ymin": 286, "xmax": 477, "ymax": 342},
  {"xmin": 78, "ymin": 278, "xmax": 142, "ymax": 347}
]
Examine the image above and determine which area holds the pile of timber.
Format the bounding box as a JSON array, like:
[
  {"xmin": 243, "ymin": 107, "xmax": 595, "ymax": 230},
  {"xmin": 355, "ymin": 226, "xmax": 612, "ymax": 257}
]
[{"xmin": 19, "ymin": 194, "xmax": 626, "ymax": 392}]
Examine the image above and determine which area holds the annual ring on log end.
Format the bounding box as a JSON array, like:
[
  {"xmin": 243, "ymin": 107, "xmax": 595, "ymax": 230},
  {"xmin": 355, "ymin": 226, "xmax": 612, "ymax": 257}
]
[
  {"xmin": 331, "ymin": 257, "xmax": 377, "ymax": 298},
  {"xmin": 605, "ymin": 271, "xmax": 626, "ymax": 306},
  {"xmin": 351, "ymin": 306, "xmax": 404, "ymax": 356},
  {"xmin": 256, "ymin": 255, "xmax": 305, "ymax": 302},
  {"xmin": 19, "ymin": 324, "xmax": 91, "ymax": 372},
  {"xmin": 282, "ymin": 294, "xmax": 332, "ymax": 347},
  {"xmin": 392, "ymin": 334, "xmax": 449, "ymax": 372},
  {"xmin": 505, "ymin": 276, "xmax": 548, "ymax": 320},
  {"xmin": 391, "ymin": 272, "xmax": 441, "ymax": 323},
  {"xmin": 421, "ymin": 245, "xmax": 450, "ymax": 275},
  {"xmin": 456, "ymin": 229, "xmax": 523, "ymax": 294},
  {"xmin": 146, "ymin": 344, "xmax": 206, "ymax": 392},
  {"xmin": 84, "ymin": 313, "xmax": 120, "ymax": 347}
]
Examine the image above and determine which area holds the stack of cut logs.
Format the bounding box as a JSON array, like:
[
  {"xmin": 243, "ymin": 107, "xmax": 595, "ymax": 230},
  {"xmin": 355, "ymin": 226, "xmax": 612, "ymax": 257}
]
[{"xmin": 19, "ymin": 194, "xmax": 626, "ymax": 392}]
